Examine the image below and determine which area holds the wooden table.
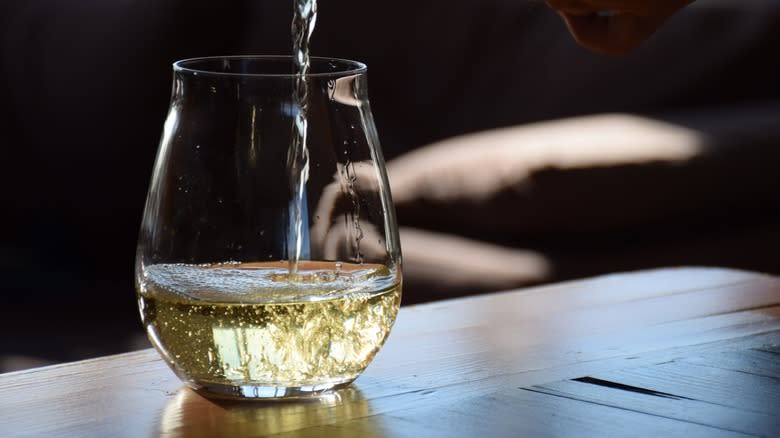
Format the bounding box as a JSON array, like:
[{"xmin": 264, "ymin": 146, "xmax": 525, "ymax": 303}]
[{"xmin": 2, "ymin": 267, "xmax": 780, "ymax": 437}]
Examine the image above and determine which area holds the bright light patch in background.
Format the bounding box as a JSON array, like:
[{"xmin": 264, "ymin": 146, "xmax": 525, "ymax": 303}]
[{"xmin": 388, "ymin": 114, "xmax": 705, "ymax": 203}]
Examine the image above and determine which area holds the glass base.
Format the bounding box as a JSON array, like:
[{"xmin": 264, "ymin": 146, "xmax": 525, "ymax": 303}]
[{"xmin": 187, "ymin": 378, "xmax": 356, "ymax": 401}]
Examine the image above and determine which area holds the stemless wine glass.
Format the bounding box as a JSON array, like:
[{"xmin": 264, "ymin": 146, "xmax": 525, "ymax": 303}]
[{"xmin": 135, "ymin": 56, "xmax": 402, "ymax": 400}]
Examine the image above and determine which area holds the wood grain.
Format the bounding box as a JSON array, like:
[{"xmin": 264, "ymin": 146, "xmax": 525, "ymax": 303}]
[{"xmin": 1, "ymin": 267, "xmax": 779, "ymax": 437}]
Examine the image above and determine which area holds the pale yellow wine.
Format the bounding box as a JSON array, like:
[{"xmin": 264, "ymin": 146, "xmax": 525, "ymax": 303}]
[{"xmin": 137, "ymin": 261, "xmax": 400, "ymax": 392}]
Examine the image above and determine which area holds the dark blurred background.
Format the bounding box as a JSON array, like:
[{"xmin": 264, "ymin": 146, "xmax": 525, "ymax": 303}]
[{"xmin": 1, "ymin": 0, "xmax": 779, "ymax": 370}]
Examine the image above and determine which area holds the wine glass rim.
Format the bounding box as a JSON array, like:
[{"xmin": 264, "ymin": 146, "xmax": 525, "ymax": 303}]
[{"xmin": 173, "ymin": 55, "xmax": 367, "ymax": 78}]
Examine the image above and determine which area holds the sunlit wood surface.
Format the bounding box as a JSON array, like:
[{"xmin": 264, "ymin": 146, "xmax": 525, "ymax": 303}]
[{"xmin": 2, "ymin": 267, "xmax": 779, "ymax": 437}]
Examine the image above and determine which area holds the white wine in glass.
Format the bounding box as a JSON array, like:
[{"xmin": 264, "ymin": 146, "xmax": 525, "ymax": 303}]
[{"xmin": 135, "ymin": 56, "xmax": 402, "ymax": 400}]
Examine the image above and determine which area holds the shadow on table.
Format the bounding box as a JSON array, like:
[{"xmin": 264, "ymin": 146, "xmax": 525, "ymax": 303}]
[{"xmin": 157, "ymin": 386, "xmax": 384, "ymax": 437}]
